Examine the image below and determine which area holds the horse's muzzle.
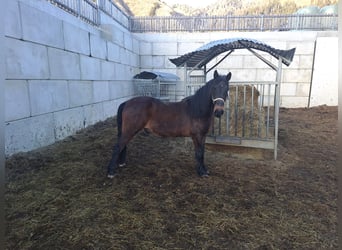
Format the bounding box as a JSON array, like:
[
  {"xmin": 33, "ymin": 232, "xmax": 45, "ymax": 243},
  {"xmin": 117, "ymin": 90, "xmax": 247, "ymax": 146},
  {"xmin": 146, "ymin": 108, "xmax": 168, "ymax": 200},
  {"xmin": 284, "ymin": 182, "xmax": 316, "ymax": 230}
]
[
  {"xmin": 214, "ymin": 107, "xmax": 224, "ymax": 117},
  {"xmin": 213, "ymin": 99, "xmax": 225, "ymax": 118}
]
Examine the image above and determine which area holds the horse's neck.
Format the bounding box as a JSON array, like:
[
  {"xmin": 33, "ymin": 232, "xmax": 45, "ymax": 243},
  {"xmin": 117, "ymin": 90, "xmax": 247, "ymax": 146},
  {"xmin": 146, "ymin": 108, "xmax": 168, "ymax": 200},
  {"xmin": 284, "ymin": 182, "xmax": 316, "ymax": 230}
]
[{"xmin": 188, "ymin": 89, "xmax": 213, "ymax": 118}]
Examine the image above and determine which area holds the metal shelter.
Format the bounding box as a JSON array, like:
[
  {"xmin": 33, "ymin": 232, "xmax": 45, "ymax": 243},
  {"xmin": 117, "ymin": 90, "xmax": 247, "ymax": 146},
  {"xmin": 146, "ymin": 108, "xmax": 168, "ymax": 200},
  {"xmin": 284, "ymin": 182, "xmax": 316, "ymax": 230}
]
[
  {"xmin": 133, "ymin": 71, "xmax": 180, "ymax": 102},
  {"xmin": 170, "ymin": 38, "xmax": 296, "ymax": 159}
]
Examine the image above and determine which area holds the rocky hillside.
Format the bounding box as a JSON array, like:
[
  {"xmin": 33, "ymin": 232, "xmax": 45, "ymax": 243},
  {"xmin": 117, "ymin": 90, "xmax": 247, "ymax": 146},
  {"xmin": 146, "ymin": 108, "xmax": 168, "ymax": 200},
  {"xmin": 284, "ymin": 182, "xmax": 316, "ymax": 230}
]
[{"xmin": 112, "ymin": 0, "xmax": 338, "ymax": 17}]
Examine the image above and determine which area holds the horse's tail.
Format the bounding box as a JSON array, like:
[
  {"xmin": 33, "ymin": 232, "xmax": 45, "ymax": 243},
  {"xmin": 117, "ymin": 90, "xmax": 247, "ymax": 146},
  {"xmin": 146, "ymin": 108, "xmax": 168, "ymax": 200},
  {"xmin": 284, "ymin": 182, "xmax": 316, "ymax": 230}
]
[{"xmin": 117, "ymin": 102, "xmax": 126, "ymax": 138}]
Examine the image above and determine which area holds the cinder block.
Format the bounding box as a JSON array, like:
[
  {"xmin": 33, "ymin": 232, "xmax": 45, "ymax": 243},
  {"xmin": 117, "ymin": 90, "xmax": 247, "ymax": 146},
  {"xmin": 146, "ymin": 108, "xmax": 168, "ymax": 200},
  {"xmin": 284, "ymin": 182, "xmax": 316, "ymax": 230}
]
[
  {"xmin": 153, "ymin": 42, "xmax": 177, "ymax": 55},
  {"xmin": 132, "ymin": 38, "xmax": 140, "ymax": 54},
  {"xmin": 20, "ymin": 1, "xmax": 64, "ymax": 49},
  {"xmin": 54, "ymin": 107, "xmax": 85, "ymax": 140},
  {"xmin": 100, "ymin": 24, "xmax": 114, "ymax": 42},
  {"xmin": 5, "ymin": 114, "xmax": 55, "ymax": 155},
  {"xmin": 124, "ymin": 32, "xmax": 133, "ymax": 51},
  {"xmin": 131, "ymin": 53, "xmax": 140, "ymax": 68},
  {"xmin": 139, "ymin": 41, "xmax": 152, "ymax": 55},
  {"xmin": 231, "ymin": 69, "xmax": 257, "ymax": 82},
  {"xmin": 120, "ymin": 48, "xmax": 130, "ymax": 65},
  {"xmin": 140, "ymin": 55, "xmax": 152, "ymax": 68},
  {"xmin": 90, "ymin": 34, "xmax": 107, "ymax": 59},
  {"xmin": 122, "ymin": 80, "xmax": 134, "ymax": 96},
  {"xmin": 280, "ymin": 96, "xmax": 308, "ymax": 108},
  {"xmin": 101, "ymin": 61, "xmax": 116, "ymax": 80},
  {"xmin": 296, "ymin": 83, "xmax": 310, "ymax": 97},
  {"xmin": 102, "ymin": 100, "xmax": 118, "ymax": 118},
  {"xmin": 255, "ymin": 69, "xmax": 276, "ymax": 81},
  {"xmin": 5, "ymin": 38, "xmax": 49, "ymax": 79},
  {"xmin": 80, "ymin": 55, "xmax": 101, "ymax": 80},
  {"xmin": 280, "ymin": 83, "xmax": 297, "ymax": 96},
  {"xmin": 63, "ymin": 22, "xmax": 90, "ymax": 55},
  {"xmin": 152, "ymin": 56, "xmax": 165, "ymax": 68},
  {"xmin": 5, "ymin": 80, "xmax": 30, "ymax": 121},
  {"xmin": 109, "ymin": 81, "xmax": 123, "ymax": 99},
  {"xmin": 83, "ymin": 103, "xmax": 104, "ymax": 127},
  {"xmin": 298, "ymin": 55, "xmax": 313, "ymax": 69},
  {"xmin": 107, "ymin": 42, "xmax": 120, "ymax": 62},
  {"xmin": 218, "ymin": 55, "xmax": 244, "ymax": 69},
  {"xmin": 112, "ymin": 28, "xmax": 124, "ymax": 46},
  {"xmin": 112, "ymin": 64, "xmax": 128, "ymax": 81},
  {"xmin": 48, "ymin": 47, "xmax": 81, "ymax": 79},
  {"xmin": 243, "ymin": 55, "xmax": 271, "ymax": 69},
  {"xmin": 123, "ymin": 66, "xmax": 134, "ymax": 81},
  {"xmin": 68, "ymin": 80, "xmax": 93, "ymax": 107},
  {"xmin": 93, "ymin": 81, "xmax": 110, "ymax": 103},
  {"xmin": 29, "ymin": 80, "xmax": 69, "ymax": 115},
  {"xmin": 282, "ymin": 69, "xmax": 311, "ymax": 83},
  {"xmin": 5, "ymin": 1, "xmax": 22, "ymax": 39}
]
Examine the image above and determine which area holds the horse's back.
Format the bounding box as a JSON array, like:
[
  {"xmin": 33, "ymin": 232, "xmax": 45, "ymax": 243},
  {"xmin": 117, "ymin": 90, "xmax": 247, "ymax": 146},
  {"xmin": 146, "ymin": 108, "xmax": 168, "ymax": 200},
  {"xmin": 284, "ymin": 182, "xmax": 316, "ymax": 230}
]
[{"xmin": 123, "ymin": 96, "xmax": 191, "ymax": 137}]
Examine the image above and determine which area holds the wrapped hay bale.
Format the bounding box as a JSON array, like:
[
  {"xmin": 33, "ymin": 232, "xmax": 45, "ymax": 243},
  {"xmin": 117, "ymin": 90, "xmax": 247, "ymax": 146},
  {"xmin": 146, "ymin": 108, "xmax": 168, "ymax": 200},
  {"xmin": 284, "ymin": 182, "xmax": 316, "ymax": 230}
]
[{"xmin": 212, "ymin": 85, "xmax": 267, "ymax": 138}]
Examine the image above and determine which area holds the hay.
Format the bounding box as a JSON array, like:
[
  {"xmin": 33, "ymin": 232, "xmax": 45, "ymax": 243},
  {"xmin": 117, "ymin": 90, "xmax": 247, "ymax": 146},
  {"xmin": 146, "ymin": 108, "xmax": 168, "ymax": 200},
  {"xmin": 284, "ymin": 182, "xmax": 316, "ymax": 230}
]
[
  {"xmin": 212, "ymin": 85, "xmax": 267, "ymax": 138},
  {"xmin": 5, "ymin": 106, "xmax": 338, "ymax": 249}
]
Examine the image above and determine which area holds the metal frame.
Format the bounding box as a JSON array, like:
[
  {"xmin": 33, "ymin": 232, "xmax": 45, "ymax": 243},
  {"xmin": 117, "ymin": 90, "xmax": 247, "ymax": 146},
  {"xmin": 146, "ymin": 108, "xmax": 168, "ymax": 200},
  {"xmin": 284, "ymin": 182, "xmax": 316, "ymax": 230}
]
[{"xmin": 133, "ymin": 79, "xmax": 177, "ymax": 102}]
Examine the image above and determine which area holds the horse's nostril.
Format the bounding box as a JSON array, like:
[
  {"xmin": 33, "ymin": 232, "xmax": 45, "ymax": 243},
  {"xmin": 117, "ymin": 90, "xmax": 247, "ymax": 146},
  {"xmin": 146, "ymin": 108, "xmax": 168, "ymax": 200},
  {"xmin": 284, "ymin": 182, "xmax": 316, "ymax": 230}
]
[{"xmin": 214, "ymin": 109, "xmax": 224, "ymax": 117}]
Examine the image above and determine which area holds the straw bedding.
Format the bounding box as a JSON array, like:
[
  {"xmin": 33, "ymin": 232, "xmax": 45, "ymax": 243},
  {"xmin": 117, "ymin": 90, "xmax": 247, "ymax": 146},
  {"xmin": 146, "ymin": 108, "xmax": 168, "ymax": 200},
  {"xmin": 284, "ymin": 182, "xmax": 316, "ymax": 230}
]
[{"xmin": 5, "ymin": 105, "xmax": 337, "ymax": 249}]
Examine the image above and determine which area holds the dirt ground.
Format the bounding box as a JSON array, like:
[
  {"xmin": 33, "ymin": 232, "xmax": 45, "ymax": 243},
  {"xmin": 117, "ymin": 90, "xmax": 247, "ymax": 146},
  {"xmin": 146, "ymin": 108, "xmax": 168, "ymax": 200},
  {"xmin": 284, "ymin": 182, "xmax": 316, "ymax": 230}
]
[{"xmin": 5, "ymin": 105, "xmax": 337, "ymax": 249}]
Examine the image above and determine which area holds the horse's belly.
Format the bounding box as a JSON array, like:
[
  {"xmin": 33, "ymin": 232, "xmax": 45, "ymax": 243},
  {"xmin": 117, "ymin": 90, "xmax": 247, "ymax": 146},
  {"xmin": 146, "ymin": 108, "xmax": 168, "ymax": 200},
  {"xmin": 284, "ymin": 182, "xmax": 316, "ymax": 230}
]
[{"xmin": 145, "ymin": 120, "xmax": 190, "ymax": 137}]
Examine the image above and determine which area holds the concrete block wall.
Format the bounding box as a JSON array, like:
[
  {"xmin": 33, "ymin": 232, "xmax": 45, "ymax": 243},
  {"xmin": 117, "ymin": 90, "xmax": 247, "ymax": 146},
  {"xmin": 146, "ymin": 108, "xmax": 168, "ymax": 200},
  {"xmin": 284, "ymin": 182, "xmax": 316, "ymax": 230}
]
[
  {"xmin": 5, "ymin": 0, "xmax": 139, "ymax": 155},
  {"xmin": 135, "ymin": 31, "xmax": 337, "ymax": 108}
]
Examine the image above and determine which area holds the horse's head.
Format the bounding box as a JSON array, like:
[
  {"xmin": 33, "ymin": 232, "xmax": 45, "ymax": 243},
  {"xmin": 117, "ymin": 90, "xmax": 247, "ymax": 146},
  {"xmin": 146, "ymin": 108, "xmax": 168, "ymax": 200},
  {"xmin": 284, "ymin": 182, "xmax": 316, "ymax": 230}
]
[{"xmin": 211, "ymin": 70, "xmax": 231, "ymax": 118}]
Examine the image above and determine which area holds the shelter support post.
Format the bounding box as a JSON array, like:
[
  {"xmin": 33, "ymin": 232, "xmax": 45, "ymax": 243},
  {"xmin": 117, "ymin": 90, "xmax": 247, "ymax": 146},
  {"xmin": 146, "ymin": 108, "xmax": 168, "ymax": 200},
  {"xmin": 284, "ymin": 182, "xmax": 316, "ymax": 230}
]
[{"xmin": 273, "ymin": 57, "xmax": 283, "ymax": 160}]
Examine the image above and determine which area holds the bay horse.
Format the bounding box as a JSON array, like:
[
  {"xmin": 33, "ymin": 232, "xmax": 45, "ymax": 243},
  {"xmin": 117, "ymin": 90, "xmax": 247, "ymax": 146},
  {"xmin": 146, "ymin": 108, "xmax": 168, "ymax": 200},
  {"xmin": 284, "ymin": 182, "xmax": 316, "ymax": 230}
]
[{"xmin": 107, "ymin": 70, "xmax": 232, "ymax": 178}]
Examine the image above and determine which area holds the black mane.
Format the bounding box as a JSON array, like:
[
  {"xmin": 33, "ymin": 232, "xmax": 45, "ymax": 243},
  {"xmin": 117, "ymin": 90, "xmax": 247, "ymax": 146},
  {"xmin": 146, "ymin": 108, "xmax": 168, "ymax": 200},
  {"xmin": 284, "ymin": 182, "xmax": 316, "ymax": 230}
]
[{"xmin": 184, "ymin": 79, "xmax": 215, "ymax": 118}]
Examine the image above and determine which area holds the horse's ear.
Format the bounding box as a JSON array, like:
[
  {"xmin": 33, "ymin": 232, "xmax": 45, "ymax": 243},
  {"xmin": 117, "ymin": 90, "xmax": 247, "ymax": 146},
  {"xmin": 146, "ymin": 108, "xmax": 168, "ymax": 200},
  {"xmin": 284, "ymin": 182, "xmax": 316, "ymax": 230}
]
[
  {"xmin": 226, "ymin": 72, "xmax": 232, "ymax": 82},
  {"xmin": 214, "ymin": 70, "xmax": 219, "ymax": 79}
]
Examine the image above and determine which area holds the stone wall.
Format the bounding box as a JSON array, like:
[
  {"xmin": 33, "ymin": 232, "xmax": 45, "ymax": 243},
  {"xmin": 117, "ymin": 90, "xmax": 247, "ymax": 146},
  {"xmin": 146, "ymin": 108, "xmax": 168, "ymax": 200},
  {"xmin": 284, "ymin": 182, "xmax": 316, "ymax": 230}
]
[{"xmin": 5, "ymin": 0, "xmax": 140, "ymax": 155}]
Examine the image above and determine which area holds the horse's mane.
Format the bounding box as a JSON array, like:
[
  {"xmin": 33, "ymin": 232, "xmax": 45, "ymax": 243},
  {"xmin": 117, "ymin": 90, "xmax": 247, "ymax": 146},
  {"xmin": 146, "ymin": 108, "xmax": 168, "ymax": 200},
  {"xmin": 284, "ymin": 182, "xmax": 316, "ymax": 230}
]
[{"xmin": 183, "ymin": 79, "xmax": 215, "ymax": 118}]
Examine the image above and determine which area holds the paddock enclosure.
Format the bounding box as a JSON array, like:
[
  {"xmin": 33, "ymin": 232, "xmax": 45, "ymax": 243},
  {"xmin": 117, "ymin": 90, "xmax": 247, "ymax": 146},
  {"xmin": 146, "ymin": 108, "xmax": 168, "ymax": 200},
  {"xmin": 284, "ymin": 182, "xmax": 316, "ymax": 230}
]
[
  {"xmin": 5, "ymin": 105, "xmax": 337, "ymax": 249},
  {"xmin": 5, "ymin": 0, "xmax": 338, "ymax": 249}
]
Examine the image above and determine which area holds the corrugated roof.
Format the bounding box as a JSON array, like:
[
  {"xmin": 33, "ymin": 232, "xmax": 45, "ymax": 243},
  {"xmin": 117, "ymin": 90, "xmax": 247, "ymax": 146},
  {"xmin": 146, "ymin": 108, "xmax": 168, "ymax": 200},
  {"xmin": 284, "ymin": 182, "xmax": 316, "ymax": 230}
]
[
  {"xmin": 133, "ymin": 71, "xmax": 180, "ymax": 81},
  {"xmin": 169, "ymin": 38, "xmax": 296, "ymax": 68}
]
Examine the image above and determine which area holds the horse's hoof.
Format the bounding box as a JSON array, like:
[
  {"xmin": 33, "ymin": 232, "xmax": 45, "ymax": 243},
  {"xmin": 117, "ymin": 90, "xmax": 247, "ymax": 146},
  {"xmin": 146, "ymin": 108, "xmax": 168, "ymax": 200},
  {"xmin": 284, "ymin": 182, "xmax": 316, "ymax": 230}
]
[
  {"xmin": 201, "ymin": 173, "xmax": 209, "ymax": 177},
  {"xmin": 107, "ymin": 174, "xmax": 116, "ymax": 179},
  {"xmin": 119, "ymin": 163, "xmax": 126, "ymax": 168}
]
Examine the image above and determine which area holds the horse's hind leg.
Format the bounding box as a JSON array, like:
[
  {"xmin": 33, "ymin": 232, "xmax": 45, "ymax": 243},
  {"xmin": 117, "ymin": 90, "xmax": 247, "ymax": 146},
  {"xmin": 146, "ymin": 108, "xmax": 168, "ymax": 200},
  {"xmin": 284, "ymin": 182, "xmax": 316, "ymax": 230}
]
[
  {"xmin": 107, "ymin": 133, "xmax": 135, "ymax": 178},
  {"xmin": 118, "ymin": 146, "xmax": 127, "ymax": 167},
  {"xmin": 107, "ymin": 143, "xmax": 122, "ymax": 178}
]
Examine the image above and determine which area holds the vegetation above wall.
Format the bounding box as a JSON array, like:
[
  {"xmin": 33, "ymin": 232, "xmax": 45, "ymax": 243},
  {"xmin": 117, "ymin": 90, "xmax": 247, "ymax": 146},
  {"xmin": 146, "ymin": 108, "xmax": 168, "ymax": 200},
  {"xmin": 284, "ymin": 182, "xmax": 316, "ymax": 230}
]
[{"xmin": 112, "ymin": 0, "xmax": 338, "ymax": 17}]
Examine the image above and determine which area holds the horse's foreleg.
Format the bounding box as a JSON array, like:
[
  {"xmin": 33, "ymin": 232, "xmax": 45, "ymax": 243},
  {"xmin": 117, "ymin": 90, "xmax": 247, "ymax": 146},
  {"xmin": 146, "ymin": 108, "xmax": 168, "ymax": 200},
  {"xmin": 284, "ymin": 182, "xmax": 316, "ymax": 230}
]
[{"xmin": 192, "ymin": 135, "xmax": 209, "ymax": 177}]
